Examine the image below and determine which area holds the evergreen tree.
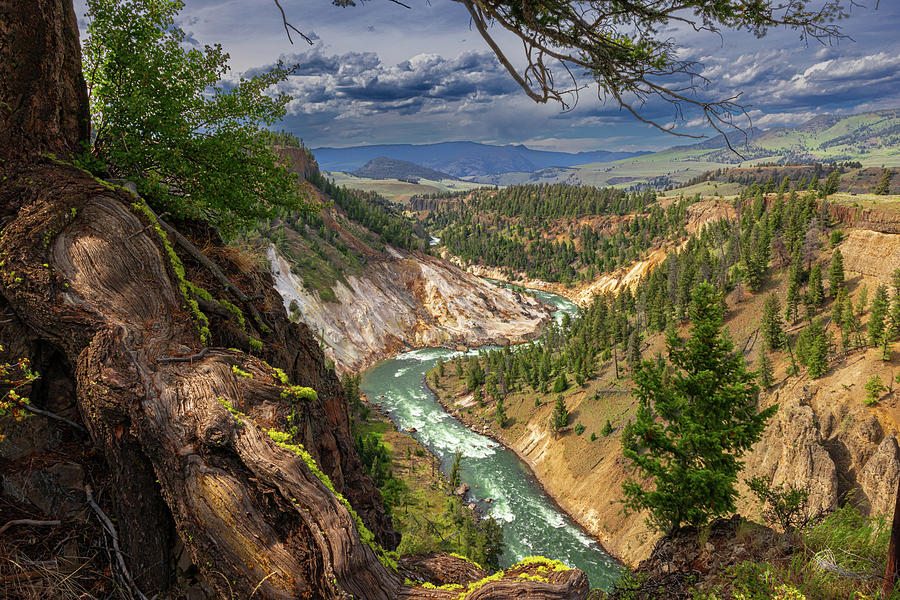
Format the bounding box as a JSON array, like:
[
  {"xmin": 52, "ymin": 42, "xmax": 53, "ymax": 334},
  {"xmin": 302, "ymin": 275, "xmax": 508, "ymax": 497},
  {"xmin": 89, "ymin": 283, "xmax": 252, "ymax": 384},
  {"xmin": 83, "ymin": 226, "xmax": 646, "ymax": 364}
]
[
  {"xmin": 796, "ymin": 318, "xmax": 830, "ymax": 378},
  {"xmin": 807, "ymin": 263, "xmax": 824, "ymax": 309},
  {"xmin": 761, "ymin": 293, "xmax": 786, "ymax": 352},
  {"xmin": 622, "ymin": 283, "xmax": 776, "ymax": 532},
  {"xmin": 758, "ymin": 351, "xmax": 774, "ymax": 388},
  {"xmin": 829, "ymin": 248, "xmax": 844, "ymax": 297},
  {"xmin": 875, "ymin": 168, "xmax": 893, "ymax": 195},
  {"xmin": 891, "ymin": 268, "xmax": 900, "ymax": 339},
  {"xmin": 437, "ymin": 357, "xmax": 445, "ymax": 377},
  {"xmin": 552, "ymin": 371, "xmax": 569, "ymax": 393},
  {"xmin": 449, "ymin": 451, "xmax": 462, "ymax": 490},
  {"xmin": 785, "ymin": 278, "xmax": 801, "ymax": 323},
  {"xmin": 495, "ymin": 399, "xmax": 508, "ymax": 428},
  {"xmin": 823, "ymin": 169, "xmax": 841, "ymax": 196},
  {"xmin": 857, "ymin": 284, "xmax": 869, "ymax": 316},
  {"xmin": 869, "ymin": 284, "xmax": 890, "ymax": 347},
  {"xmin": 550, "ymin": 394, "xmax": 569, "ymax": 432}
]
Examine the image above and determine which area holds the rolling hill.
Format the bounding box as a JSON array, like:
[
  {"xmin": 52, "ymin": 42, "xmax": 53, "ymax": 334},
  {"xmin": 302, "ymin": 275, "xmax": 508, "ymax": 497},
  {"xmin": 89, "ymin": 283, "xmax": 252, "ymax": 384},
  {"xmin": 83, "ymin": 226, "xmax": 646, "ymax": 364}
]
[
  {"xmin": 470, "ymin": 109, "xmax": 900, "ymax": 189},
  {"xmin": 350, "ymin": 157, "xmax": 458, "ymax": 181}
]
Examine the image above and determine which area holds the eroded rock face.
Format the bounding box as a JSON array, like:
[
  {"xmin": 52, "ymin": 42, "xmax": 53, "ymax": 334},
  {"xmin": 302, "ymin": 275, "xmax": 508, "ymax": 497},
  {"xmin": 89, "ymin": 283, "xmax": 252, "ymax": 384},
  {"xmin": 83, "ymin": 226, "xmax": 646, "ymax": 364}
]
[
  {"xmin": 269, "ymin": 246, "xmax": 552, "ymax": 372},
  {"xmin": 742, "ymin": 399, "xmax": 839, "ymax": 517},
  {"xmin": 839, "ymin": 229, "xmax": 900, "ymax": 286},
  {"xmin": 859, "ymin": 435, "xmax": 900, "ymax": 516}
]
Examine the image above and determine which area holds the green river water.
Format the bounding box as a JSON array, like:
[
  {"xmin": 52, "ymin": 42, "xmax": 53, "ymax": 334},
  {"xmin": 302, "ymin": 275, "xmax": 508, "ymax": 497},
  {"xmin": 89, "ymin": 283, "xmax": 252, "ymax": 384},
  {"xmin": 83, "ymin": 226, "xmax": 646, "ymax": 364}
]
[{"xmin": 359, "ymin": 288, "xmax": 621, "ymax": 590}]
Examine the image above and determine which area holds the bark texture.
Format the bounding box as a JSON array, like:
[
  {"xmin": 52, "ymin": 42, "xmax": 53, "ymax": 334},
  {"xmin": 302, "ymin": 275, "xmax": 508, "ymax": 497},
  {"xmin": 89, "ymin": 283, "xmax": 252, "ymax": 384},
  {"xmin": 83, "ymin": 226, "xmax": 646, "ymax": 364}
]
[
  {"xmin": 0, "ymin": 2, "xmax": 589, "ymax": 599},
  {"xmin": 0, "ymin": 0, "xmax": 89, "ymax": 161}
]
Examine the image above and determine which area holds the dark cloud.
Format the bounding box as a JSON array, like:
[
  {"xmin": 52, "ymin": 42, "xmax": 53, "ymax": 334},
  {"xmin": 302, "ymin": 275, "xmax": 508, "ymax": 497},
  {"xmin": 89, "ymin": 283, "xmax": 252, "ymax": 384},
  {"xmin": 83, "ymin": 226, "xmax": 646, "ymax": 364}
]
[{"xmin": 262, "ymin": 47, "xmax": 519, "ymax": 120}]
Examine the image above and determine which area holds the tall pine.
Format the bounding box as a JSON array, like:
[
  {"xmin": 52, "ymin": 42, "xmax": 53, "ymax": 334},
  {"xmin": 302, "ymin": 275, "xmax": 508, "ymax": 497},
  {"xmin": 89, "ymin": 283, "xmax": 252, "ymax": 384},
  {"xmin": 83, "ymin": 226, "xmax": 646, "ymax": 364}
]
[{"xmin": 622, "ymin": 283, "xmax": 776, "ymax": 532}]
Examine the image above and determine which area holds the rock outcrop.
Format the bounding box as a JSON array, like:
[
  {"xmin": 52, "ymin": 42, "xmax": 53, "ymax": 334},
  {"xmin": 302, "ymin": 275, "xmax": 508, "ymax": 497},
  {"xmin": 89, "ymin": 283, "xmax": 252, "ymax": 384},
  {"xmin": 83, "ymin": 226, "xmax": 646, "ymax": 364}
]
[
  {"xmin": 270, "ymin": 246, "xmax": 552, "ymax": 372},
  {"xmin": 741, "ymin": 398, "xmax": 839, "ymax": 516}
]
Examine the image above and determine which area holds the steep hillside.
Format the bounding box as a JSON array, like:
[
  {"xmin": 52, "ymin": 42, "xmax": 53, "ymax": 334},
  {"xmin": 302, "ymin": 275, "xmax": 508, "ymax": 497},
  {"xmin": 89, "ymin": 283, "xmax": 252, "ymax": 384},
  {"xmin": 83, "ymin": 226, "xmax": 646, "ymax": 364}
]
[
  {"xmin": 426, "ymin": 186, "xmax": 900, "ymax": 568},
  {"xmin": 246, "ymin": 151, "xmax": 552, "ymax": 372}
]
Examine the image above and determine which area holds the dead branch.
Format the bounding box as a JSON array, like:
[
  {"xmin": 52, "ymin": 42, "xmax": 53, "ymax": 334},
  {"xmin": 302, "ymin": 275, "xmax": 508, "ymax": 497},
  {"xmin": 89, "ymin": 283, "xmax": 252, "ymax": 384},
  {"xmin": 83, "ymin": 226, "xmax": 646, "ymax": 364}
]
[
  {"xmin": 140, "ymin": 202, "xmax": 273, "ymax": 333},
  {"xmin": 0, "ymin": 519, "xmax": 61, "ymax": 535},
  {"xmin": 84, "ymin": 486, "xmax": 150, "ymax": 600},
  {"xmin": 16, "ymin": 402, "xmax": 88, "ymax": 436}
]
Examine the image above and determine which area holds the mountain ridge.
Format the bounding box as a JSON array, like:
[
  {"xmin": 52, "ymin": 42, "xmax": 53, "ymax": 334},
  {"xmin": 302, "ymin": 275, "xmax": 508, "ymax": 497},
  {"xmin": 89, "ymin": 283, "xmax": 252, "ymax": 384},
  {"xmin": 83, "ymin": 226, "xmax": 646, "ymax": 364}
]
[{"xmin": 312, "ymin": 140, "xmax": 649, "ymax": 177}]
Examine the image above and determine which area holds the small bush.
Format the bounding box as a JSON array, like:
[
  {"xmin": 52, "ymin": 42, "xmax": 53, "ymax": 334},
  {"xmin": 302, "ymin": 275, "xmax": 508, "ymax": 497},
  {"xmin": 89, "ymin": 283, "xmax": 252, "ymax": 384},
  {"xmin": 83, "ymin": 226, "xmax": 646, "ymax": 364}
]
[
  {"xmin": 865, "ymin": 375, "xmax": 886, "ymax": 406},
  {"xmin": 574, "ymin": 423, "xmax": 585, "ymax": 435},
  {"xmin": 747, "ymin": 475, "xmax": 810, "ymax": 532}
]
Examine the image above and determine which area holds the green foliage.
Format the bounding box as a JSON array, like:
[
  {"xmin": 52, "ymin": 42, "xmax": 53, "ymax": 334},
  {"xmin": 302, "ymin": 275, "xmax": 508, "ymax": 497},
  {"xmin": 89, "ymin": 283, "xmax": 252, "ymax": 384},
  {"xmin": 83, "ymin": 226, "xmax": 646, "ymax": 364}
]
[
  {"xmin": 761, "ymin": 294, "xmax": 786, "ymax": 352},
  {"xmin": 868, "ymin": 284, "xmax": 890, "ymax": 347},
  {"xmin": 552, "ymin": 371, "xmax": 569, "ymax": 393},
  {"xmin": 757, "ymin": 351, "xmax": 774, "ymax": 389},
  {"xmin": 423, "ymin": 185, "xmax": 682, "ymax": 283},
  {"xmin": 0, "ymin": 345, "xmax": 40, "ymax": 450},
  {"xmin": 747, "ymin": 476, "xmax": 810, "ymax": 532},
  {"xmin": 622, "ymin": 283, "xmax": 776, "ymax": 532},
  {"xmin": 495, "ymin": 398, "xmax": 508, "ymax": 428},
  {"xmin": 355, "ymin": 432, "xmax": 409, "ymax": 518},
  {"xmin": 231, "ymin": 365, "xmax": 253, "ymax": 379},
  {"xmin": 601, "ymin": 419, "xmax": 614, "ymax": 437},
  {"xmin": 83, "ymin": 0, "xmax": 311, "ymax": 235},
  {"xmin": 829, "ymin": 229, "xmax": 843, "ymax": 248},
  {"xmin": 865, "ymin": 375, "xmax": 886, "ymax": 406},
  {"xmin": 794, "ymin": 318, "xmax": 830, "ymax": 379},
  {"xmin": 306, "ymin": 172, "xmax": 423, "ymax": 251},
  {"xmin": 807, "ymin": 263, "xmax": 824, "ymax": 309},
  {"xmin": 573, "ymin": 422, "xmax": 585, "ymax": 436},
  {"xmin": 449, "ymin": 451, "xmax": 462, "ymax": 490},
  {"xmin": 550, "ymin": 394, "xmax": 568, "ymax": 432},
  {"xmin": 828, "ymin": 248, "xmax": 844, "ymax": 297},
  {"xmin": 875, "ymin": 168, "xmax": 893, "ymax": 195}
]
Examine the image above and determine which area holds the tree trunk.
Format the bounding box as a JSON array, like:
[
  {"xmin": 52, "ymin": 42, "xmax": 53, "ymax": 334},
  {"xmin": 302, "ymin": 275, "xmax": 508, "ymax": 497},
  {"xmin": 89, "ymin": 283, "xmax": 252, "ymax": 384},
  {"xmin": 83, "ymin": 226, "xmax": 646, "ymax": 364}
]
[{"xmin": 0, "ymin": 2, "xmax": 589, "ymax": 599}]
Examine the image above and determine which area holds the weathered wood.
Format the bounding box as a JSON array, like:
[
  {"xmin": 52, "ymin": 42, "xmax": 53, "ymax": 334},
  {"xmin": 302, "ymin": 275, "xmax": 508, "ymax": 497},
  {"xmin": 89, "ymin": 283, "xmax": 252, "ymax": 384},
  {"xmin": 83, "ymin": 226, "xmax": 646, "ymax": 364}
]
[{"xmin": 0, "ymin": 3, "xmax": 590, "ymax": 599}]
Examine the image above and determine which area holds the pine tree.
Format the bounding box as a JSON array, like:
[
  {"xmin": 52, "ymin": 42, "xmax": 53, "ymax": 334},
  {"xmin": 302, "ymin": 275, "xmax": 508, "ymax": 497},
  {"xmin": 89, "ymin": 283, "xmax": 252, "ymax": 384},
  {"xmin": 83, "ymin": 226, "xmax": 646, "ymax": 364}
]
[
  {"xmin": 758, "ymin": 351, "xmax": 774, "ymax": 388},
  {"xmin": 761, "ymin": 293, "xmax": 786, "ymax": 352},
  {"xmin": 869, "ymin": 284, "xmax": 890, "ymax": 347},
  {"xmin": 785, "ymin": 278, "xmax": 801, "ymax": 323},
  {"xmin": 807, "ymin": 263, "xmax": 824, "ymax": 309},
  {"xmin": 796, "ymin": 318, "xmax": 830, "ymax": 378},
  {"xmin": 829, "ymin": 248, "xmax": 844, "ymax": 297},
  {"xmin": 875, "ymin": 168, "xmax": 893, "ymax": 195},
  {"xmin": 891, "ymin": 268, "xmax": 900, "ymax": 339},
  {"xmin": 552, "ymin": 371, "xmax": 569, "ymax": 393},
  {"xmin": 495, "ymin": 399, "xmax": 508, "ymax": 428},
  {"xmin": 550, "ymin": 394, "xmax": 568, "ymax": 432},
  {"xmin": 437, "ymin": 357, "xmax": 445, "ymax": 377},
  {"xmin": 622, "ymin": 283, "xmax": 776, "ymax": 532},
  {"xmin": 857, "ymin": 284, "xmax": 869, "ymax": 316},
  {"xmin": 449, "ymin": 451, "xmax": 462, "ymax": 490}
]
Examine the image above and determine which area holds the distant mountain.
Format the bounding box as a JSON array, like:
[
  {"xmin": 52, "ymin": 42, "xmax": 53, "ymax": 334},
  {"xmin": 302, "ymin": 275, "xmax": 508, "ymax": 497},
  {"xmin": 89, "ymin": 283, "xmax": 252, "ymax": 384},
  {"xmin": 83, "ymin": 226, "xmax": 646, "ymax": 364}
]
[
  {"xmin": 350, "ymin": 157, "xmax": 458, "ymax": 182},
  {"xmin": 311, "ymin": 141, "xmax": 648, "ymax": 177},
  {"xmin": 475, "ymin": 109, "xmax": 900, "ymax": 189}
]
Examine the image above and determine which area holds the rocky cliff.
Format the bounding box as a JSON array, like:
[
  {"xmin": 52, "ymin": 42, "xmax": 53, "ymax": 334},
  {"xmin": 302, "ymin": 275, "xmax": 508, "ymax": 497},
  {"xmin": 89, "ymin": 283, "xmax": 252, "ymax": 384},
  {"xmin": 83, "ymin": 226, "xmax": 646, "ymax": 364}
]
[{"xmin": 270, "ymin": 244, "xmax": 552, "ymax": 372}]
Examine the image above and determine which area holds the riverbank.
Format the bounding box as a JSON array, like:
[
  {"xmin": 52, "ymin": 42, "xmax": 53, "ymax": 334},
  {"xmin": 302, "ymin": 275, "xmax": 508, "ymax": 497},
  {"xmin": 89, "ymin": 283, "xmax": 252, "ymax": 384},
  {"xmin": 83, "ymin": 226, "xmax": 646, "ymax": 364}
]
[
  {"xmin": 423, "ymin": 359, "xmax": 660, "ymax": 566},
  {"xmin": 359, "ymin": 341, "xmax": 621, "ymax": 589},
  {"xmin": 421, "ymin": 376, "xmax": 626, "ymax": 565}
]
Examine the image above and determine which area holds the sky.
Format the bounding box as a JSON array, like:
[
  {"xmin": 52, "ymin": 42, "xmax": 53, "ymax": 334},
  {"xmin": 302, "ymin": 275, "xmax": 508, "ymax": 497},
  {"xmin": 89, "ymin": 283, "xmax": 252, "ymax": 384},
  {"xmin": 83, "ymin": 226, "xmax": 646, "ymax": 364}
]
[{"xmin": 74, "ymin": 0, "xmax": 900, "ymax": 153}]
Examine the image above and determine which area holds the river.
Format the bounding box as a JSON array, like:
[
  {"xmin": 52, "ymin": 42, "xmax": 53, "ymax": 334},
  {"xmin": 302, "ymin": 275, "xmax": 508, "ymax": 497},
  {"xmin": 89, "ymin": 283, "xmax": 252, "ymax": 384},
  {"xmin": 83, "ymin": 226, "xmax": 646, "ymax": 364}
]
[{"xmin": 359, "ymin": 288, "xmax": 621, "ymax": 591}]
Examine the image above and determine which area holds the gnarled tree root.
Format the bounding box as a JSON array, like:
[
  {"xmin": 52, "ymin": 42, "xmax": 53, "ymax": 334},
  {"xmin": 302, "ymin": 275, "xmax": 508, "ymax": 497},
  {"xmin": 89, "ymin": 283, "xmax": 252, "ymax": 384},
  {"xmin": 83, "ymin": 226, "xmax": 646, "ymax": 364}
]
[{"xmin": 0, "ymin": 160, "xmax": 588, "ymax": 600}]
